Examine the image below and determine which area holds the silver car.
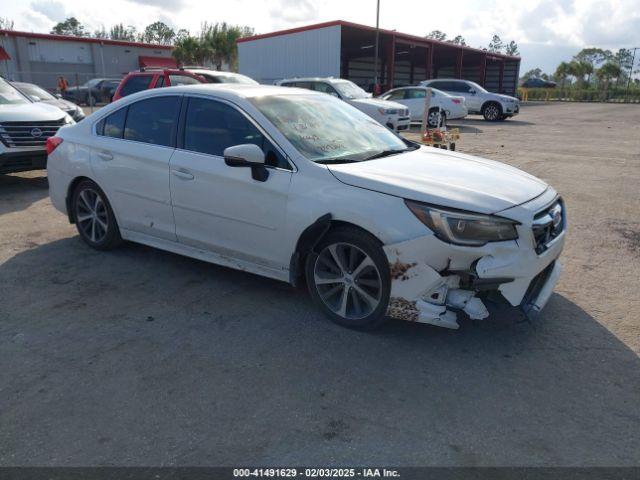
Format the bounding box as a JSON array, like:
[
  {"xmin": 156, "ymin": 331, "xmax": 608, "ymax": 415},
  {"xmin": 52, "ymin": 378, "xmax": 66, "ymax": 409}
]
[{"xmin": 420, "ymin": 79, "xmax": 519, "ymax": 121}]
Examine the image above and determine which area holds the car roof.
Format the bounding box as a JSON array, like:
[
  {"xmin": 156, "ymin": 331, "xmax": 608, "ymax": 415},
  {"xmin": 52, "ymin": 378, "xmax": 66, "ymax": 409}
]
[{"xmin": 121, "ymin": 83, "xmax": 324, "ymax": 101}]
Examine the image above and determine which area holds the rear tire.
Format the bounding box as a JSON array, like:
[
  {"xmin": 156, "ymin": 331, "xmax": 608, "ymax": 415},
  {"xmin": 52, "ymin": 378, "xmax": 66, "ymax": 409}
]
[
  {"xmin": 305, "ymin": 226, "xmax": 391, "ymax": 330},
  {"xmin": 482, "ymin": 102, "xmax": 502, "ymax": 121},
  {"xmin": 72, "ymin": 180, "xmax": 122, "ymax": 250}
]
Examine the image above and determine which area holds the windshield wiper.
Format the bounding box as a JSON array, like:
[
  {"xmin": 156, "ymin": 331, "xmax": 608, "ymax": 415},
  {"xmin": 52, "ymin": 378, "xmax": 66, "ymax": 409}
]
[
  {"xmin": 315, "ymin": 158, "xmax": 359, "ymax": 164},
  {"xmin": 362, "ymin": 149, "xmax": 408, "ymax": 161}
]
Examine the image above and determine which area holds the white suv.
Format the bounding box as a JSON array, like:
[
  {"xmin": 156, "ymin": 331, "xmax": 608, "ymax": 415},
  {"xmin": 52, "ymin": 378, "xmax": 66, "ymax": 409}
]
[
  {"xmin": 420, "ymin": 79, "xmax": 519, "ymax": 121},
  {"xmin": 276, "ymin": 77, "xmax": 411, "ymax": 132},
  {"xmin": 0, "ymin": 77, "xmax": 73, "ymax": 174}
]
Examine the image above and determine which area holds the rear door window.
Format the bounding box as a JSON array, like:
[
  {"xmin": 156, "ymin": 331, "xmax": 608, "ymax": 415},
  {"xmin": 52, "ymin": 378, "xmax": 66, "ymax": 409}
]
[
  {"xmin": 119, "ymin": 75, "xmax": 153, "ymax": 97},
  {"xmin": 406, "ymin": 89, "xmax": 426, "ymax": 99},
  {"xmin": 123, "ymin": 96, "xmax": 181, "ymax": 147}
]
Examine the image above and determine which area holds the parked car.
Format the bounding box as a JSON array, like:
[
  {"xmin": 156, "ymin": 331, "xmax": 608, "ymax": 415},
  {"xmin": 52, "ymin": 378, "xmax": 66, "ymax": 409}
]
[
  {"xmin": 112, "ymin": 68, "xmax": 205, "ymax": 101},
  {"xmin": 100, "ymin": 79, "xmax": 122, "ymax": 103},
  {"xmin": 47, "ymin": 84, "xmax": 565, "ymax": 330},
  {"xmin": 12, "ymin": 81, "xmax": 85, "ymax": 122},
  {"xmin": 521, "ymin": 78, "xmax": 557, "ymax": 89},
  {"xmin": 112, "ymin": 68, "xmax": 259, "ymax": 102},
  {"xmin": 0, "ymin": 76, "xmax": 74, "ymax": 174},
  {"xmin": 380, "ymin": 86, "xmax": 467, "ymax": 126},
  {"xmin": 63, "ymin": 78, "xmax": 121, "ymax": 105},
  {"xmin": 276, "ymin": 77, "xmax": 411, "ymax": 132},
  {"xmin": 420, "ymin": 79, "xmax": 520, "ymax": 121}
]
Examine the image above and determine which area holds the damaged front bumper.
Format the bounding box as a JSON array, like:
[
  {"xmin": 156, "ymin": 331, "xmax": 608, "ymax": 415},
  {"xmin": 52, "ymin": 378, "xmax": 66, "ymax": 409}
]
[{"xmin": 383, "ymin": 195, "xmax": 565, "ymax": 329}]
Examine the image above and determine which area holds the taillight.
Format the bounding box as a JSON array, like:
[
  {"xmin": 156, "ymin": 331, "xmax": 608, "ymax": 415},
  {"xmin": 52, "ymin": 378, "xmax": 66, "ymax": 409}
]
[
  {"xmin": 46, "ymin": 137, "xmax": 63, "ymax": 155},
  {"xmin": 452, "ymin": 99, "xmax": 461, "ymax": 104}
]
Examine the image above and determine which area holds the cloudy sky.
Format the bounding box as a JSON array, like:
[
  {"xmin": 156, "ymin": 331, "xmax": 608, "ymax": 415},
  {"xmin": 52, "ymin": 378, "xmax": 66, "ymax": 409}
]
[{"xmin": 4, "ymin": 0, "xmax": 640, "ymax": 73}]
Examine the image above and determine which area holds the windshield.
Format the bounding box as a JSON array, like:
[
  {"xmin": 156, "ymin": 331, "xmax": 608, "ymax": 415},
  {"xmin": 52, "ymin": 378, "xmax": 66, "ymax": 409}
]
[
  {"xmin": 250, "ymin": 93, "xmax": 408, "ymax": 163},
  {"xmin": 15, "ymin": 83, "xmax": 56, "ymax": 101},
  {"xmin": 332, "ymin": 80, "xmax": 370, "ymax": 100},
  {"xmin": 0, "ymin": 78, "xmax": 30, "ymax": 105},
  {"xmin": 467, "ymin": 81, "xmax": 487, "ymax": 93},
  {"xmin": 83, "ymin": 79, "xmax": 101, "ymax": 88}
]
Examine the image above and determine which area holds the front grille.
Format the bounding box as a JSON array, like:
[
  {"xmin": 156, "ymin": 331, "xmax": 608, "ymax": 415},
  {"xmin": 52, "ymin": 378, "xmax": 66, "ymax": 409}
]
[
  {"xmin": 532, "ymin": 199, "xmax": 564, "ymax": 254},
  {"xmin": 0, "ymin": 118, "xmax": 66, "ymax": 148}
]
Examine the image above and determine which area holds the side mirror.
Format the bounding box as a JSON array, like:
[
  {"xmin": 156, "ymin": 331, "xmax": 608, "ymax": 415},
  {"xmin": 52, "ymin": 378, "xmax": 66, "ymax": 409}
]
[
  {"xmin": 469, "ymin": 89, "xmax": 477, "ymax": 95},
  {"xmin": 223, "ymin": 144, "xmax": 269, "ymax": 182}
]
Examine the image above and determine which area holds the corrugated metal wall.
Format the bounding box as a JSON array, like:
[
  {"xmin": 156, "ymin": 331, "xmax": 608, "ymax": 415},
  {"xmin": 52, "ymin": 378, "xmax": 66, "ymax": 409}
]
[
  {"xmin": 27, "ymin": 39, "xmax": 93, "ymax": 64},
  {"xmin": 238, "ymin": 25, "xmax": 341, "ymax": 84}
]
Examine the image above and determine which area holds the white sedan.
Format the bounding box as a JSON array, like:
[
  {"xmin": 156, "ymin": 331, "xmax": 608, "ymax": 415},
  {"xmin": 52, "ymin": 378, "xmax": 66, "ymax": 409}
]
[
  {"xmin": 380, "ymin": 86, "xmax": 468, "ymax": 126},
  {"xmin": 47, "ymin": 84, "xmax": 565, "ymax": 330}
]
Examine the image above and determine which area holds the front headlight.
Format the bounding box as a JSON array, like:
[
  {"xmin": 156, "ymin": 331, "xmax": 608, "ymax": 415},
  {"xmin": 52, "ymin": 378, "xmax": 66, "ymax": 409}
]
[
  {"xmin": 378, "ymin": 108, "xmax": 398, "ymax": 115},
  {"xmin": 405, "ymin": 200, "xmax": 519, "ymax": 246}
]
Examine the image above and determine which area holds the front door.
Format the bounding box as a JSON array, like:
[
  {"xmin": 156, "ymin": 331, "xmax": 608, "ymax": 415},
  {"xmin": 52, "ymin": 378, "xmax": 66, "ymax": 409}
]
[
  {"xmin": 169, "ymin": 96, "xmax": 293, "ymax": 269},
  {"xmin": 90, "ymin": 95, "xmax": 181, "ymax": 240}
]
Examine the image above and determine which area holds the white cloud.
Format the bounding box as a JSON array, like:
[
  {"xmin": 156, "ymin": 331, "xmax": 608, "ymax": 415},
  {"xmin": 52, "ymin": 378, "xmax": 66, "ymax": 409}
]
[{"xmin": 4, "ymin": 0, "xmax": 639, "ymax": 73}]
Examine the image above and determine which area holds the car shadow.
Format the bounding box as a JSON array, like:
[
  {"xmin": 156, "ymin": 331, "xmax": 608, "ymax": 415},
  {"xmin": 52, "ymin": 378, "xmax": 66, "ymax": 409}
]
[
  {"xmin": 0, "ymin": 172, "xmax": 49, "ymax": 215},
  {"xmin": 1, "ymin": 237, "xmax": 639, "ymax": 465}
]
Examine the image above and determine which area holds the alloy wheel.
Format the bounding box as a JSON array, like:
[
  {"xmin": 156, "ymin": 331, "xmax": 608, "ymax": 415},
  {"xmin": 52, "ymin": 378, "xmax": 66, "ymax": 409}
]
[
  {"xmin": 313, "ymin": 242, "xmax": 382, "ymax": 320},
  {"xmin": 75, "ymin": 188, "xmax": 109, "ymax": 244},
  {"xmin": 485, "ymin": 104, "xmax": 500, "ymax": 120}
]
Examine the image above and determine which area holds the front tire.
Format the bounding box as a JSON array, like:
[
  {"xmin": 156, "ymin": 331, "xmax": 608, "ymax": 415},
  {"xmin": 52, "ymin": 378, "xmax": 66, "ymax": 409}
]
[
  {"xmin": 305, "ymin": 227, "xmax": 391, "ymax": 330},
  {"xmin": 72, "ymin": 180, "xmax": 122, "ymax": 250},
  {"xmin": 482, "ymin": 102, "xmax": 502, "ymax": 121}
]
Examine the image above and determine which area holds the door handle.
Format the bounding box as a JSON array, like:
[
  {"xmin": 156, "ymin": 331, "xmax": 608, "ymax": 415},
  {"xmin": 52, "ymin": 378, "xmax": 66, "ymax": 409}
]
[
  {"xmin": 171, "ymin": 168, "xmax": 194, "ymax": 180},
  {"xmin": 97, "ymin": 151, "xmax": 113, "ymax": 161}
]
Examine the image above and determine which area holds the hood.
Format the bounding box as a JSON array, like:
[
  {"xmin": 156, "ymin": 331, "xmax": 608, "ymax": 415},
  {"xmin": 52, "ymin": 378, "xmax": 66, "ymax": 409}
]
[
  {"xmin": 43, "ymin": 98, "xmax": 80, "ymax": 112},
  {"xmin": 351, "ymin": 98, "xmax": 407, "ymax": 111},
  {"xmin": 327, "ymin": 147, "xmax": 548, "ymax": 214},
  {"xmin": 0, "ymin": 102, "xmax": 68, "ymax": 122}
]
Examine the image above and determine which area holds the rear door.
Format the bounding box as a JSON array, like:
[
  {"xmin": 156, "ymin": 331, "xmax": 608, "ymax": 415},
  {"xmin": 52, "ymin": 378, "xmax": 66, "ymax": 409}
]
[
  {"xmin": 169, "ymin": 96, "xmax": 293, "ymax": 269},
  {"xmin": 91, "ymin": 95, "xmax": 181, "ymax": 240}
]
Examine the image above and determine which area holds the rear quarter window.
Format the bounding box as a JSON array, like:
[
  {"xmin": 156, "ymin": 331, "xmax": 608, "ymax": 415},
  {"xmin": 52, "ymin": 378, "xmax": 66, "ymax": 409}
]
[{"xmin": 97, "ymin": 107, "xmax": 127, "ymax": 138}]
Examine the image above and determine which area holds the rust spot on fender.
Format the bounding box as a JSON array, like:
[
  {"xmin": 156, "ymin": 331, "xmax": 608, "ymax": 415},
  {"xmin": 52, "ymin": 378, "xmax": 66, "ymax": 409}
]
[
  {"xmin": 388, "ymin": 297, "xmax": 420, "ymax": 322},
  {"xmin": 390, "ymin": 260, "xmax": 417, "ymax": 281}
]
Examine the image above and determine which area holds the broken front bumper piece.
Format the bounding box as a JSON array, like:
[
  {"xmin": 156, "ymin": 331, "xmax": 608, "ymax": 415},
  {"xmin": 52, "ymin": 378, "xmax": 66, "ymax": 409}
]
[{"xmin": 383, "ymin": 233, "xmax": 563, "ymax": 329}]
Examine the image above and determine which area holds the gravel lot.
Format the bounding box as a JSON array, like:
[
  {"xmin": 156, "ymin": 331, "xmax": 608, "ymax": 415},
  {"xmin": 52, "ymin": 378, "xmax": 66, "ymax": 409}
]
[{"xmin": 1, "ymin": 102, "xmax": 639, "ymax": 466}]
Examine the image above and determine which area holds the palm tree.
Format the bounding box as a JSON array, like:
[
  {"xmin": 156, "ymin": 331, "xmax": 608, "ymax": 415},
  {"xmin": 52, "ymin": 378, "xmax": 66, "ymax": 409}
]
[
  {"xmin": 201, "ymin": 22, "xmax": 253, "ymax": 71},
  {"xmin": 554, "ymin": 61, "xmax": 571, "ymax": 88},
  {"xmin": 172, "ymin": 36, "xmax": 212, "ymax": 66},
  {"xmin": 567, "ymin": 61, "xmax": 592, "ymax": 88},
  {"xmin": 596, "ymin": 62, "xmax": 622, "ymax": 90}
]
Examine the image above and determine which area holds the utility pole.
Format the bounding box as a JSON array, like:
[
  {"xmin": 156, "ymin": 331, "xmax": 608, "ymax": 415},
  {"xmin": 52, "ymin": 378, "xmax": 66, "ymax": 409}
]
[
  {"xmin": 373, "ymin": 0, "xmax": 380, "ymax": 94},
  {"xmin": 625, "ymin": 47, "xmax": 638, "ymax": 102}
]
